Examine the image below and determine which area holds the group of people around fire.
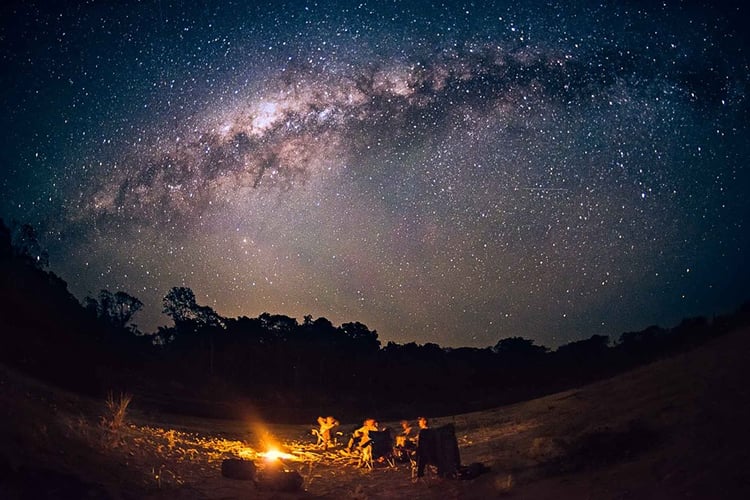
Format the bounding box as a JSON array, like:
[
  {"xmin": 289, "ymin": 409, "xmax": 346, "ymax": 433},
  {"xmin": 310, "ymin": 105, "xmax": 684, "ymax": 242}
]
[{"xmin": 313, "ymin": 414, "xmax": 429, "ymax": 464}]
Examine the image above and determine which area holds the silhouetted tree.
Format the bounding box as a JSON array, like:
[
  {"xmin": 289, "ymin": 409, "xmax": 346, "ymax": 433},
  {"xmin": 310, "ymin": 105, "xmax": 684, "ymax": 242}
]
[
  {"xmin": 669, "ymin": 316, "xmax": 711, "ymax": 349},
  {"xmin": 556, "ymin": 334, "xmax": 609, "ymax": 357},
  {"xmin": 617, "ymin": 325, "xmax": 668, "ymax": 362},
  {"xmin": 161, "ymin": 286, "xmax": 225, "ymax": 374},
  {"xmin": 493, "ymin": 336, "xmax": 548, "ymax": 359},
  {"xmin": 340, "ymin": 321, "xmax": 380, "ymax": 354},
  {"xmin": 259, "ymin": 312, "xmax": 298, "ymax": 340},
  {"xmin": 85, "ymin": 289, "xmax": 143, "ymax": 331},
  {"xmin": 10, "ymin": 222, "xmax": 49, "ymax": 269},
  {"xmin": 553, "ymin": 334, "xmax": 612, "ymax": 381},
  {"xmin": 162, "ymin": 286, "xmax": 222, "ymax": 331}
]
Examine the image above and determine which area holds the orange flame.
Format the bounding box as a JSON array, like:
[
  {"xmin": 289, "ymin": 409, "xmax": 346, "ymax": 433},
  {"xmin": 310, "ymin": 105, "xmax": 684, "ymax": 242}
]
[{"xmin": 261, "ymin": 447, "xmax": 296, "ymax": 461}]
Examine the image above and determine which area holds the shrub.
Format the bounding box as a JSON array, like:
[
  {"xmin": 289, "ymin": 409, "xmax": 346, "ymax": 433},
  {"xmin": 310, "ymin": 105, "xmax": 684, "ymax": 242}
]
[{"xmin": 102, "ymin": 391, "xmax": 133, "ymax": 432}]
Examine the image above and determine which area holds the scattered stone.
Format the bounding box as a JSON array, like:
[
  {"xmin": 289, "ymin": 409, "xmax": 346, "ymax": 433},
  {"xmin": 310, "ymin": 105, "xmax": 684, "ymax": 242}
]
[{"xmin": 220, "ymin": 458, "xmax": 256, "ymax": 481}]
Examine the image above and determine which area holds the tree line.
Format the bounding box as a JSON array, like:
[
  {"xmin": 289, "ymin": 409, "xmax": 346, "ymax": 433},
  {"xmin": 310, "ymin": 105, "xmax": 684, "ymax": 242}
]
[{"xmin": 2, "ymin": 218, "xmax": 748, "ymax": 423}]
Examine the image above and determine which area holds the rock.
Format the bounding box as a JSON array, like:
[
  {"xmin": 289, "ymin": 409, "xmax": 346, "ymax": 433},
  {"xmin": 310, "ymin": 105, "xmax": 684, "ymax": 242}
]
[{"xmin": 220, "ymin": 458, "xmax": 257, "ymax": 481}]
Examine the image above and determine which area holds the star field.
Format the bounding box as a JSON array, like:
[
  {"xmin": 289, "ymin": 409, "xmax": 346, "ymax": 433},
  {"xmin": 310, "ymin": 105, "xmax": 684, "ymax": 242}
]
[{"xmin": 1, "ymin": 1, "xmax": 748, "ymax": 347}]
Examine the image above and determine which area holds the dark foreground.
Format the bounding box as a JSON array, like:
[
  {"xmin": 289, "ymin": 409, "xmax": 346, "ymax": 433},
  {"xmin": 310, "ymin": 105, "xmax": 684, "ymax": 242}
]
[{"xmin": 2, "ymin": 327, "xmax": 749, "ymax": 499}]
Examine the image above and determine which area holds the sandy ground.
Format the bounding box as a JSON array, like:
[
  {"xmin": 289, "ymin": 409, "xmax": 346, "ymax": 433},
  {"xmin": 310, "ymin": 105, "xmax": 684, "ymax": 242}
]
[{"xmin": 2, "ymin": 327, "xmax": 749, "ymax": 499}]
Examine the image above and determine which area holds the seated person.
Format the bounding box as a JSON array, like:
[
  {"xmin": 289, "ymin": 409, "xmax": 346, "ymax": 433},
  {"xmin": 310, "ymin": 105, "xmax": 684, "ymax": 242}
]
[
  {"xmin": 395, "ymin": 420, "xmax": 415, "ymax": 446},
  {"xmin": 394, "ymin": 419, "xmax": 417, "ymax": 461},
  {"xmin": 398, "ymin": 420, "xmax": 415, "ymax": 441},
  {"xmin": 313, "ymin": 415, "xmax": 340, "ymax": 449},
  {"xmin": 345, "ymin": 418, "xmax": 379, "ymax": 453}
]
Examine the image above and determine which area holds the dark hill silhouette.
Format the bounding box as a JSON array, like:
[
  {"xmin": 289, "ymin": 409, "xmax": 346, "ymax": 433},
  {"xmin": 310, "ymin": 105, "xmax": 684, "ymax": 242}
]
[{"xmin": 2, "ymin": 216, "xmax": 749, "ymax": 424}]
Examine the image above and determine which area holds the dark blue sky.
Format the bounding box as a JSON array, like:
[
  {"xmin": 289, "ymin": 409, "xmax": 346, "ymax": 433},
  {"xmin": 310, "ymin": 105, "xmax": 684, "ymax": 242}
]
[{"xmin": 2, "ymin": 0, "xmax": 748, "ymax": 347}]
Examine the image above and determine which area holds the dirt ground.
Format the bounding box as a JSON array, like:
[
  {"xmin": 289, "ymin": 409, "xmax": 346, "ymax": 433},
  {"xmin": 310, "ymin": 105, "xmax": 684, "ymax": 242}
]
[{"xmin": 2, "ymin": 327, "xmax": 749, "ymax": 499}]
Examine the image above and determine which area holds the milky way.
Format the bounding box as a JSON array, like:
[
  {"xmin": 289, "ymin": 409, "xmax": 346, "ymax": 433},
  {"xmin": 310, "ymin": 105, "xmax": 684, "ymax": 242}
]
[{"xmin": 1, "ymin": 1, "xmax": 748, "ymax": 347}]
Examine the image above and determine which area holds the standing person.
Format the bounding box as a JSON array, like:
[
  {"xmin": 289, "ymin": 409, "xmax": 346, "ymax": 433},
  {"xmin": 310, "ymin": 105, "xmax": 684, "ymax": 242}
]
[{"xmin": 414, "ymin": 416, "xmax": 430, "ymax": 447}]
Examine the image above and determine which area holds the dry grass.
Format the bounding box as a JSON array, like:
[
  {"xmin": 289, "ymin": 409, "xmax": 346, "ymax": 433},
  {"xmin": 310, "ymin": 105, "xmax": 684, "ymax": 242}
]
[{"xmin": 103, "ymin": 391, "xmax": 133, "ymax": 431}]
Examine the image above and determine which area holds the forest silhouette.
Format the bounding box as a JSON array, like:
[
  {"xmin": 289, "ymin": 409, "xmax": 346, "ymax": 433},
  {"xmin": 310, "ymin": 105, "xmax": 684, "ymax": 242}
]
[{"xmin": 2, "ymin": 218, "xmax": 748, "ymax": 423}]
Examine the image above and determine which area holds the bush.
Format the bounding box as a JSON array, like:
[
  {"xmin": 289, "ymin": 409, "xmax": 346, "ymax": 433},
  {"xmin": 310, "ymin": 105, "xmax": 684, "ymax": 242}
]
[{"xmin": 102, "ymin": 391, "xmax": 133, "ymax": 432}]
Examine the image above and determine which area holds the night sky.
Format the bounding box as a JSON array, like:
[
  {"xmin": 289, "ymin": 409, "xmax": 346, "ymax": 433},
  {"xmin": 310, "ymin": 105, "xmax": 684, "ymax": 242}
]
[{"xmin": 1, "ymin": 1, "xmax": 748, "ymax": 348}]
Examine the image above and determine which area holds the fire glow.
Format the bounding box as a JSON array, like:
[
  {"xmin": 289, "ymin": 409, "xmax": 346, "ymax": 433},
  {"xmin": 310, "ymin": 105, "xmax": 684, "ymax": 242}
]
[{"xmin": 261, "ymin": 447, "xmax": 296, "ymax": 462}]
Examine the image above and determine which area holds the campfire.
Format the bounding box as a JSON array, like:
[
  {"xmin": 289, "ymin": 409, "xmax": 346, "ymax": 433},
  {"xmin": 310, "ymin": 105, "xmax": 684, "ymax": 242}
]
[{"xmin": 259, "ymin": 447, "xmax": 297, "ymax": 463}]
